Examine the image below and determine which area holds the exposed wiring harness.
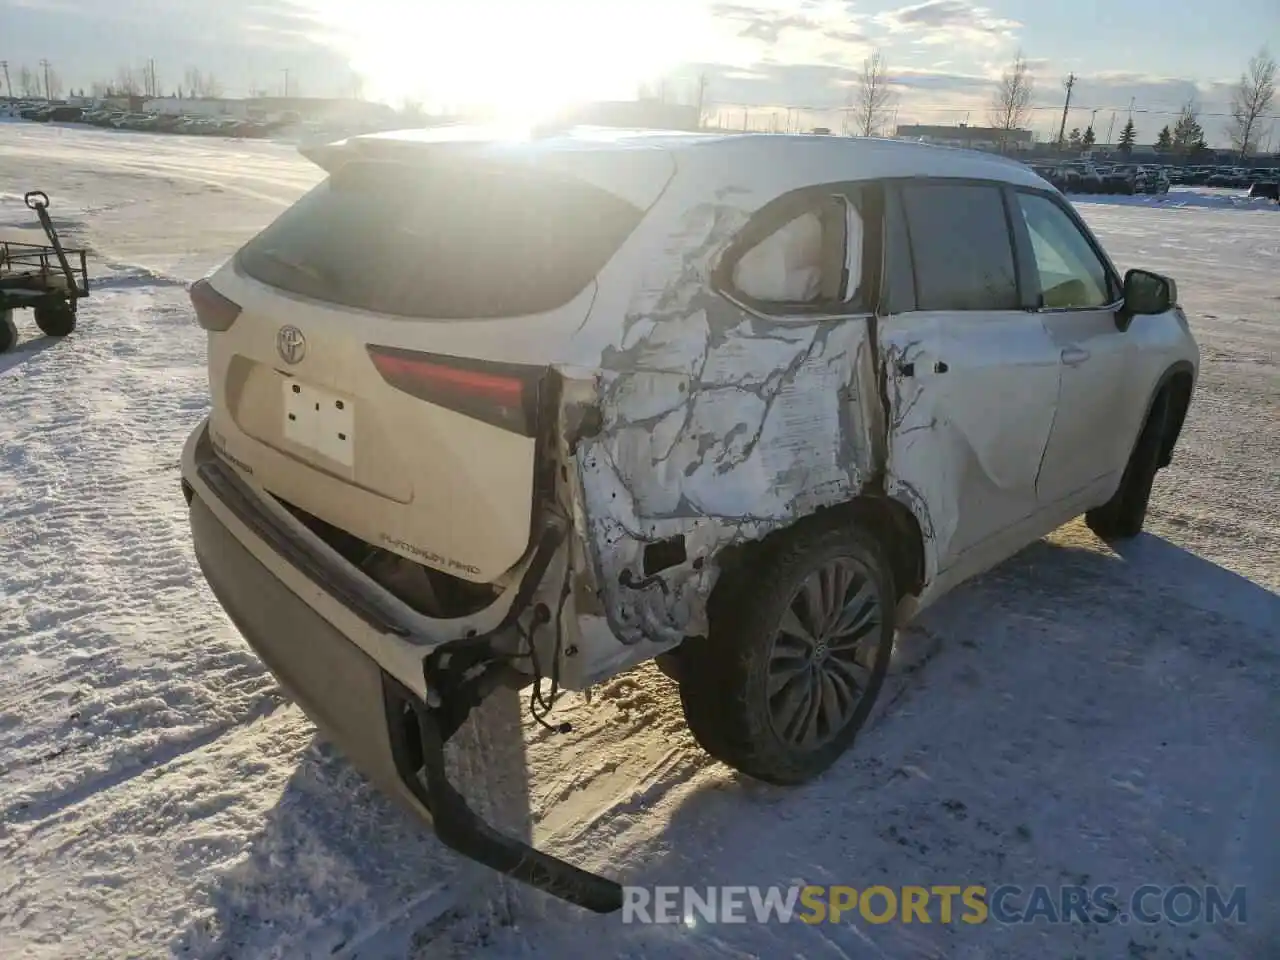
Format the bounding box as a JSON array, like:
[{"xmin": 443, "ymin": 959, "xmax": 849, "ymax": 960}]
[{"xmin": 520, "ymin": 559, "xmax": 574, "ymax": 735}]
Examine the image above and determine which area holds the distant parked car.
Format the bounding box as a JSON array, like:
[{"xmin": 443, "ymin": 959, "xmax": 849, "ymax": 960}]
[
  {"xmin": 1059, "ymin": 161, "xmax": 1105, "ymax": 194},
  {"xmin": 47, "ymin": 105, "xmax": 83, "ymax": 123},
  {"xmin": 1029, "ymin": 163, "xmax": 1062, "ymax": 189},
  {"xmin": 1103, "ymin": 164, "xmax": 1148, "ymax": 194},
  {"xmin": 1249, "ymin": 180, "xmax": 1280, "ymax": 201}
]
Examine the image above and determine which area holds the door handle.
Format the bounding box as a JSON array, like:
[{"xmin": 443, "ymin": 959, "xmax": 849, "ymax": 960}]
[{"xmin": 1061, "ymin": 346, "xmax": 1090, "ymax": 367}]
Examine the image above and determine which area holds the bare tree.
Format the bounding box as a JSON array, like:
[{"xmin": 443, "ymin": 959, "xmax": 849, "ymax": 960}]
[
  {"xmin": 17, "ymin": 65, "xmax": 40, "ymax": 98},
  {"xmin": 46, "ymin": 67, "xmax": 64, "ymax": 100},
  {"xmin": 183, "ymin": 67, "xmax": 223, "ymax": 99},
  {"xmin": 988, "ymin": 51, "xmax": 1035, "ymax": 151},
  {"xmin": 115, "ymin": 66, "xmax": 140, "ymax": 97},
  {"xmin": 852, "ymin": 50, "xmax": 894, "ymax": 137},
  {"xmin": 1228, "ymin": 46, "xmax": 1277, "ymax": 160}
]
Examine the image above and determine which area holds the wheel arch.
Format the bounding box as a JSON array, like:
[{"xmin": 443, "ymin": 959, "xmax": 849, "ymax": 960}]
[
  {"xmin": 709, "ymin": 494, "xmax": 927, "ymax": 617},
  {"xmin": 1154, "ymin": 361, "xmax": 1195, "ymax": 468}
]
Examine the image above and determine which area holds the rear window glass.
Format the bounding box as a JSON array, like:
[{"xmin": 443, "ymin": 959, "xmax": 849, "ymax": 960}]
[{"xmin": 236, "ymin": 159, "xmax": 645, "ymax": 319}]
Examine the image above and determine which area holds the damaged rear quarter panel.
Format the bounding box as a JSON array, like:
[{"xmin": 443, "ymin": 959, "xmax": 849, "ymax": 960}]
[{"xmin": 563, "ymin": 176, "xmax": 879, "ymax": 646}]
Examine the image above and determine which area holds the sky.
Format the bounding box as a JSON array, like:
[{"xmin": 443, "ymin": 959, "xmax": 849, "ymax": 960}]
[{"xmin": 2, "ymin": 0, "xmax": 1278, "ymax": 145}]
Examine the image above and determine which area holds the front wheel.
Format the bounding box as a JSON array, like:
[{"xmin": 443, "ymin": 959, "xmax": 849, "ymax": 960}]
[
  {"xmin": 1086, "ymin": 394, "xmax": 1168, "ymax": 540},
  {"xmin": 678, "ymin": 520, "xmax": 896, "ymax": 785},
  {"xmin": 34, "ymin": 300, "xmax": 76, "ymax": 337}
]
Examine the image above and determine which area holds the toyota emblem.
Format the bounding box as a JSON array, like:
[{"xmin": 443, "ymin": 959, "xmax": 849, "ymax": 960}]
[{"xmin": 277, "ymin": 325, "xmax": 306, "ymax": 365}]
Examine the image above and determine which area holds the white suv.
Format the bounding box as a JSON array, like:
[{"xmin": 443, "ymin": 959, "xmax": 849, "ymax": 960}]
[{"xmin": 181, "ymin": 127, "xmax": 1199, "ymax": 911}]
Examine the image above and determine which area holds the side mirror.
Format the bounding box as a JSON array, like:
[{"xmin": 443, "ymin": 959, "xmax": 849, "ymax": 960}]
[{"xmin": 1123, "ymin": 268, "xmax": 1177, "ymax": 316}]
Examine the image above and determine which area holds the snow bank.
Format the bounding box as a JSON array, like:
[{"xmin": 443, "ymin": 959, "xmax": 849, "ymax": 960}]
[{"xmin": 1072, "ymin": 187, "xmax": 1279, "ymax": 211}]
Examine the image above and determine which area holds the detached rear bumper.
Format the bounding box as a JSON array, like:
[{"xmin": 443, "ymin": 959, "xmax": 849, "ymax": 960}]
[
  {"xmin": 189, "ymin": 492, "xmax": 427, "ymax": 815},
  {"xmin": 183, "ymin": 421, "xmax": 623, "ymax": 913}
]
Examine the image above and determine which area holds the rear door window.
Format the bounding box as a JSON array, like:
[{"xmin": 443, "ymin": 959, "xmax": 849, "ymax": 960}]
[
  {"xmin": 898, "ymin": 182, "xmax": 1020, "ymax": 311},
  {"xmin": 237, "ymin": 159, "xmax": 645, "ymax": 319}
]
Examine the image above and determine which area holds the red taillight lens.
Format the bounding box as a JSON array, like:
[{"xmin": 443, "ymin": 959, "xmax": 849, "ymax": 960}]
[
  {"xmin": 189, "ymin": 278, "xmax": 242, "ymax": 332},
  {"xmin": 367, "ymin": 346, "xmax": 543, "ymax": 436}
]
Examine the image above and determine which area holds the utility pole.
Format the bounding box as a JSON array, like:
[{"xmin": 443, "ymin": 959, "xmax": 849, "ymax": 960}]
[
  {"xmin": 39, "ymin": 58, "xmax": 51, "ymax": 100},
  {"xmin": 1057, "ymin": 72, "xmax": 1076, "ymax": 147},
  {"xmin": 0, "ymin": 61, "xmax": 11, "ymax": 100},
  {"xmin": 282, "ymin": 68, "xmax": 290, "ymax": 98},
  {"xmin": 1106, "ymin": 111, "xmax": 1117, "ymax": 147},
  {"xmin": 695, "ymin": 72, "xmax": 709, "ymax": 130}
]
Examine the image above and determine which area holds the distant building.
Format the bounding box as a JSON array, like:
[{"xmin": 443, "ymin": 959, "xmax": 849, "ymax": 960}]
[{"xmin": 896, "ymin": 123, "xmax": 1034, "ymax": 151}]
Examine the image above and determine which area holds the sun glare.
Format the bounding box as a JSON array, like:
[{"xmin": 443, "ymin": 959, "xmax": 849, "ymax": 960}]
[{"xmin": 308, "ymin": 0, "xmax": 718, "ymax": 122}]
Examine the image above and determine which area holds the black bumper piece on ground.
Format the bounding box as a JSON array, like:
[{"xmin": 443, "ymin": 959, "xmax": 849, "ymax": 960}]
[
  {"xmin": 187, "ymin": 471, "xmax": 623, "ymax": 914},
  {"xmin": 382, "ymin": 677, "xmax": 625, "ymax": 914}
]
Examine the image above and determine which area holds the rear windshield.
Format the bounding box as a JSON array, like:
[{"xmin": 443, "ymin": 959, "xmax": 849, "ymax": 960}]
[{"xmin": 236, "ymin": 158, "xmax": 645, "ymax": 319}]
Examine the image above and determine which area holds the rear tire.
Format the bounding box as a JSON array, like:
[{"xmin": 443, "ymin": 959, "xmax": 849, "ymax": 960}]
[
  {"xmin": 0, "ymin": 310, "xmax": 16, "ymax": 353},
  {"xmin": 1086, "ymin": 393, "xmax": 1169, "ymax": 540},
  {"xmin": 654, "ymin": 650, "xmax": 684, "ymax": 684},
  {"xmin": 34, "ymin": 301, "xmax": 76, "ymax": 337},
  {"xmin": 678, "ymin": 520, "xmax": 896, "ymax": 785}
]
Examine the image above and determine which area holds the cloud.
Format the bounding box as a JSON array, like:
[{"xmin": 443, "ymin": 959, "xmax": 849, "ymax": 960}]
[
  {"xmin": 889, "ymin": 66, "xmax": 994, "ymax": 92},
  {"xmin": 705, "ymin": 0, "xmax": 872, "ymax": 71},
  {"xmin": 711, "ymin": 3, "xmax": 818, "ymax": 43},
  {"xmin": 875, "ymin": 0, "xmax": 1020, "ymax": 47},
  {"xmin": 823, "ymin": 28, "xmax": 868, "ymax": 45},
  {"xmin": 739, "ymin": 15, "xmax": 817, "ymax": 43}
]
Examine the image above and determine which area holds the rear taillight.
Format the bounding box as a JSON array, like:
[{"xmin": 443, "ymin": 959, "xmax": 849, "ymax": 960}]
[
  {"xmin": 366, "ymin": 346, "xmax": 543, "ymax": 436},
  {"xmin": 189, "ymin": 278, "xmax": 242, "ymax": 331}
]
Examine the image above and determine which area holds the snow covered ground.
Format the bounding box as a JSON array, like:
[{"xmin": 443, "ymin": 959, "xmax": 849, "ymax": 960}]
[{"xmin": 1, "ymin": 122, "xmax": 1276, "ymax": 960}]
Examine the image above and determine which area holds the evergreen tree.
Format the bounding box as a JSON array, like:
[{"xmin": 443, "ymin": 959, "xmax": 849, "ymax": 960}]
[
  {"xmin": 1082, "ymin": 125, "xmax": 1096, "ymax": 147},
  {"xmin": 1068, "ymin": 127, "xmax": 1082, "ymax": 147},
  {"xmin": 1118, "ymin": 118, "xmax": 1137, "ymax": 155},
  {"xmin": 1154, "ymin": 125, "xmax": 1173, "ymax": 151},
  {"xmin": 1171, "ymin": 101, "xmax": 1206, "ymax": 159}
]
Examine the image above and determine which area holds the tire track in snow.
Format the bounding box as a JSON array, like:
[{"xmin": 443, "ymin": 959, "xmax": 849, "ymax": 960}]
[{"xmin": 0, "ymin": 284, "xmax": 284, "ymax": 822}]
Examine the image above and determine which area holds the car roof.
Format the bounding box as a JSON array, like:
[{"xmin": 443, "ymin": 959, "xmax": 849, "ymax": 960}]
[{"xmin": 344, "ymin": 125, "xmax": 1052, "ymax": 191}]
